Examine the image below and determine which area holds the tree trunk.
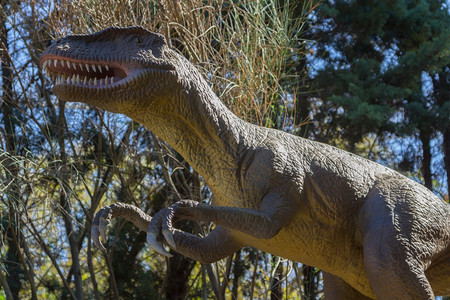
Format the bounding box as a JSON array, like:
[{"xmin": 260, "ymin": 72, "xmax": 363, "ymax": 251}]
[
  {"xmin": 56, "ymin": 101, "xmax": 84, "ymax": 299},
  {"xmin": 294, "ymin": 56, "xmax": 311, "ymax": 138},
  {"xmin": 433, "ymin": 69, "xmax": 450, "ymax": 197},
  {"xmin": 165, "ymin": 252, "xmax": 196, "ymax": 299},
  {"xmin": 231, "ymin": 250, "xmax": 243, "ymax": 299},
  {"xmin": 1, "ymin": 7, "xmax": 23, "ymax": 299},
  {"xmin": 419, "ymin": 130, "xmax": 433, "ymax": 191},
  {"xmin": 444, "ymin": 128, "xmax": 450, "ymax": 198},
  {"xmin": 164, "ymin": 167, "xmax": 200, "ymax": 299},
  {"xmin": 302, "ymin": 265, "xmax": 317, "ymax": 300},
  {"xmin": 270, "ymin": 256, "xmax": 283, "ymax": 300}
]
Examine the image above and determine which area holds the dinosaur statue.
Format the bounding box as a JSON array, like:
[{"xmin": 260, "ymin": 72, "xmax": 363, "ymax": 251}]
[{"xmin": 40, "ymin": 26, "xmax": 450, "ymax": 299}]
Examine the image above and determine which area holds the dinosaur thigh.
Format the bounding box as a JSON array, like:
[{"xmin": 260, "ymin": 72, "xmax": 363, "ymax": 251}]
[
  {"xmin": 357, "ymin": 176, "xmax": 440, "ymax": 299},
  {"xmin": 425, "ymin": 241, "xmax": 450, "ymax": 295}
]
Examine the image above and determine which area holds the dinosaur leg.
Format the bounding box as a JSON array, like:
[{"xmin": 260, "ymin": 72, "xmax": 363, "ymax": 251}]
[
  {"xmin": 91, "ymin": 203, "xmax": 243, "ymax": 264},
  {"xmin": 426, "ymin": 253, "xmax": 450, "ymax": 296},
  {"xmin": 323, "ymin": 272, "xmax": 373, "ymax": 300},
  {"xmin": 358, "ymin": 186, "xmax": 435, "ymax": 300}
]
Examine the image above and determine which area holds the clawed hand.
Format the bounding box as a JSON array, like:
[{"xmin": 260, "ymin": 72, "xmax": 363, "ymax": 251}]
[
  {"xmin": 91, "ymin": 205, "xmax": 116, "ymax": 252},
  {"xmin": 91, "ymin": 200, "xmax": 200, "ymax": 257},
  {"xmin": 146, "ymin": 205, "xmax": 177, "ymax": 257},
  {"xmin": 147, "ymin": 200, "xmax": 201, "ymax": 256}
]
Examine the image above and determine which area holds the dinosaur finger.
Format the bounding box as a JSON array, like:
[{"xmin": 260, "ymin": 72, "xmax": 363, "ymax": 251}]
[
  {"xmin": 161, "ymin": 207, "xmax": 177, "ymax": 249},
  {"xmin": 147, "ymin": 212, "xmax": 173, "ymax": 257},
  {"xmin": 162, "ymin": 228, "xmax": 176, "ymax": 250},
  {"xmin": 99, "ymin": 216, "xmax": 108, "ymax": 242},
  {"xmin": 147, "ymin": 231, "xmax": 173, "ymax": 257},
  {"xmin": 91, "ymin": 225, "xmax": 107, "ymax": 252}
]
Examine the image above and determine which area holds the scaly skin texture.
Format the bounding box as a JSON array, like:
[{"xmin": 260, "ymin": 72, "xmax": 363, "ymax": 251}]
[{"xmin": 40, "ymin": 27, "xmax": 450, "ymax": 299}]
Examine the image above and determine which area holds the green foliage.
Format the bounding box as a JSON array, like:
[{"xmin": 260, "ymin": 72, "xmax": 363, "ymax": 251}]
[
  {"xmin": 311, "ymin": 0, "xmax": 449, "ymax": 129},
  {"xmin": 308, "ymin": 0, "xmax": 449, "ymax": 193}
]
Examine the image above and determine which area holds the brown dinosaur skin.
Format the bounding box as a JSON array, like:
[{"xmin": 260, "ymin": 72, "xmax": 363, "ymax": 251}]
[{"xmin": 40, "ymin": 26, "xmax": 450, "ymax": 299}]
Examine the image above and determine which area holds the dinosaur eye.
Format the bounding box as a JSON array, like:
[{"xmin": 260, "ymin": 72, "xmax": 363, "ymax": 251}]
[{"xmin": 136, "ymin": 37, "xmax": 143, "ymax": 44}]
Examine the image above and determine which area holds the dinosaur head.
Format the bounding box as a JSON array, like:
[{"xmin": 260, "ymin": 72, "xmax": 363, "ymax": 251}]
[{"xmin": 40, "ymin": 26, "xmax": 182, "ymax": 115}]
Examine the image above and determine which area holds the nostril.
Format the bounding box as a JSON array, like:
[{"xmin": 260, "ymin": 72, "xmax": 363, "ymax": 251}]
[{"xmin": 56, "ymin": 43, "xmax": 70, "ymax": 51}]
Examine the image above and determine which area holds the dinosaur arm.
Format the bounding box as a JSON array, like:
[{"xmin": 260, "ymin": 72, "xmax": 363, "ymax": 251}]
[
  {"xmin": 91, "ymin": 203, "xmax": 242, "ymax": 263},
  {"xmin": 171, "ymin": 226, "xmax": 243, "ymax": 264},
  {"xmin": 147, "ymin": 191, "xmax": 297, "ymax": 257}
]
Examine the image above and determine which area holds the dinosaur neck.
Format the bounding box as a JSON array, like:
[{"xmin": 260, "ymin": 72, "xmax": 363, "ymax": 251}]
[{"xmin": 140, "ymin": 77, "xmax": 254, "ymax": 187}]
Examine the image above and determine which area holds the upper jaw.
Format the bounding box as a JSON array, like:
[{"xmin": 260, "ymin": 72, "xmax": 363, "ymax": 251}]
[
  {"xmin": 39, "ymin": 50, "xmax": 176, "ymax": 91},
  {"xmin": 39, "ymin": 51, "xmax": 180, "ymax": 114},
  {"xmin": 40, "ymin": 54, "xmax": 128, "ymax": 88}
]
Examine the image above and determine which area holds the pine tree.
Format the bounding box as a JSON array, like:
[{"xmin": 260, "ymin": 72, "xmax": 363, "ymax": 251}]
[{"xmin": 309, "ymin": 0, "xmax": 450, "ymax": 191}]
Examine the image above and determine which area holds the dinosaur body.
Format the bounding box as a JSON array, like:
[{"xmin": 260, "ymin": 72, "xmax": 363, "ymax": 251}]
[{"xmin": 40, "ymin": 26, "xmax": 450, "ymax": 299}]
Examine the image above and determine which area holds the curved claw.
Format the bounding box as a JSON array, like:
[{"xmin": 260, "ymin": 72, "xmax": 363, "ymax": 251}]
[
  {"xmin": 91, "ymin": 224, "xmax": 107, "ymax": 252},
  {"xmin": 162, "ymin": 228, "xmax": 176, "ymax": 249},
  {"xmin": 147, "ymin": 231, "xmax": 173, "ymax": 257},
  {"xmin": 91, "ymin": 206, "xmax": 113, "ymax": 252}
]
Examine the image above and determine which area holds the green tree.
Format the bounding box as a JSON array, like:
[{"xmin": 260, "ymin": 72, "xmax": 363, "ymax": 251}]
[{"xmin": 309, "ymin": 0, "xmax": 449, "ymax": 192}]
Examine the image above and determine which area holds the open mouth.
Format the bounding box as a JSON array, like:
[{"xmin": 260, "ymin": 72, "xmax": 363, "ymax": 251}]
[{"xmin": 41, "ymin": 55, "xmax": 129, "ymax": 88}]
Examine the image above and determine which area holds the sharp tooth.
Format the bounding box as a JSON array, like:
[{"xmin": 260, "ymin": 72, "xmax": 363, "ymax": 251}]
[
  {"xmin": 71, "ymin": 74, "xmax": 76, "ymax": 83},
  {"xmin": 88, "ymin": 78, "xmax": 92, "ymax": 85},
  {"xmin": 105, "ymin": 76, "xmax": 108, "ymax": 84},
  {"xmin": 94, "ymin": 77, "xmax": 97, "ymax": 85},
  {"xmin": 66, "ymin": 61, "xmax": 70, "ymax": 69},
  {"xmin": 99, "ymin": 78, "xmax": 103, "ymax": 85},
  {"xmin": 54, "ymin": 59, "xmax": 58, "ymax": 67},
  {"xmin": 79, "ymin": 63, "xmax": 83, "ymax": 71},
  {"xmin": 83, "ymin": 76, "xmax": 87, "ymax": 85},
  {"xmin": 98, "ymin": 65, "xmax": 102, "ymax": 73},
  {"xmin": 43, "ymin": 60, "xmax": 48, "ymax": 69},
  {"xmin": 111, "ymin": 77, "xmax": 114, "ymax": 84},
  {"xmin": 76, "ymin": 74, "xmax": 80, "ymax": 84},
  {"xmin": 92, "ymin": 64, "xmax": 96, "ymax": 72},
  {"xmin": 105, "ymin": 65, "xmax": 109, "ymax": 71},
  {"xmin": 86, "ymin": 64, "xmax": 90, "ymax": 72}
]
